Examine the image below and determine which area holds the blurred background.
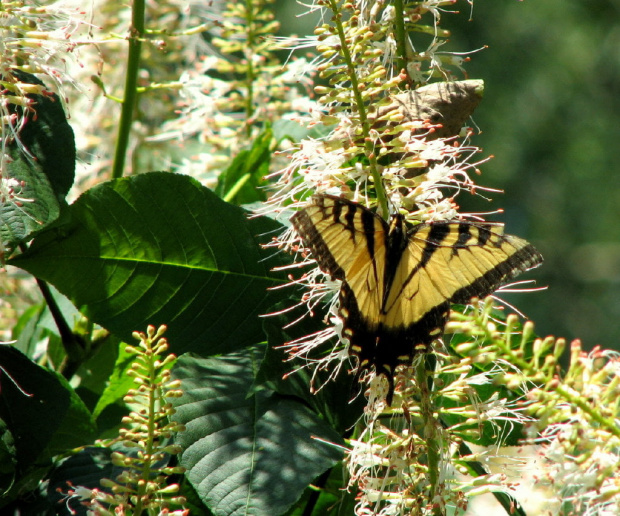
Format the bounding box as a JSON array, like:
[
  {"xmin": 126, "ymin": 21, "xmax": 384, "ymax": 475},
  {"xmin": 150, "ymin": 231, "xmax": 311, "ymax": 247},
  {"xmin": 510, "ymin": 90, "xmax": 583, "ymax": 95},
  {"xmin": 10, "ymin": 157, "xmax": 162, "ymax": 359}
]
[{"xmin": 277, "ymin": 0, "xmax": 620, "ymax": 351}]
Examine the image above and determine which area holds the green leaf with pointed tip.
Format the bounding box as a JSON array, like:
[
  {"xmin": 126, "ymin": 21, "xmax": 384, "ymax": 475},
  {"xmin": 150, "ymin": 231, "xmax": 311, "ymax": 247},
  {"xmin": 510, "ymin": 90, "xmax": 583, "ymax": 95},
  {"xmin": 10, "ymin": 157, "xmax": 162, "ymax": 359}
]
[
  {"xmin": 91, "ymin": 340, "xmax": 135, "ymax": 420},
  {"xmin": 215, "ymin": 127, "xmax": 273, "ymax": 205},
  {"xmin": 171, "ymin": 350, "xmax": 344, "ymax": 516},
  {"xmin": 9, "ymin": 172, "xmax": 291, "ymax": 356}
]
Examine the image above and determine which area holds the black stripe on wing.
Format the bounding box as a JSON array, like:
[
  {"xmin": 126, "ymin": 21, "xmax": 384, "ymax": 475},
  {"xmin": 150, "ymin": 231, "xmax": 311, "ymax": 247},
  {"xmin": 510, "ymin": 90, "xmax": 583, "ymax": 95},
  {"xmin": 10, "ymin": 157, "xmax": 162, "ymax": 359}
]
[
  {"xmin": 291, "ymin": 208, "xmax": 347, "ymax": 280},
  {"xmin": 450, "ymin": 243, "xmax": 543, "ymax": 304}
]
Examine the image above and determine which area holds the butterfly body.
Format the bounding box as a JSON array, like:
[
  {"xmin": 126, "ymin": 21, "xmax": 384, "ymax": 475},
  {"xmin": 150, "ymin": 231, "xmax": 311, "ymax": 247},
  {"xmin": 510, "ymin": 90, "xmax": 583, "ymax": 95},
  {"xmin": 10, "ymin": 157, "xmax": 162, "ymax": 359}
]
[{"xmin": 291, "ymin": 194, "xmax": 543, "ymax": 401}]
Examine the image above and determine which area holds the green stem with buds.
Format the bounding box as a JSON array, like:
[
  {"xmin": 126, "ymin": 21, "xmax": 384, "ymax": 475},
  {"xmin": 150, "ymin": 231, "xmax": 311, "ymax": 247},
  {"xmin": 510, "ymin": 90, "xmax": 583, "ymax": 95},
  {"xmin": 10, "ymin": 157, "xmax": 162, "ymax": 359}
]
[
  {"xmin": 327, "ymin": 0, "xmax": 389, "ymax": 217},
  {"xmin": 416, "ymin": 357, "xmax": 443, "ymax": 516},
  {"xmin": 393, "ymin": 0, "xmax": 411, "ymax": 84},
  {"xmin": 244, "ymin": 0, "xmax": 256, "ymax": 137}
]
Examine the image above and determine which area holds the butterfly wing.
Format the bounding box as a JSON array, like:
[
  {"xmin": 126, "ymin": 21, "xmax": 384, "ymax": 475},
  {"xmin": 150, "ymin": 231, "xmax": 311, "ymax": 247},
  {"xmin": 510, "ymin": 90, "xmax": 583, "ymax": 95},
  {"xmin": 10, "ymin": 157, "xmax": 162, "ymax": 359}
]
[
  {"xmin": 382, "ymin": 221, "xmax": 543, "ymax": 342},
  {"xmin": 290, "ymin": 195, "xmax": 389, "ymax": 342}
]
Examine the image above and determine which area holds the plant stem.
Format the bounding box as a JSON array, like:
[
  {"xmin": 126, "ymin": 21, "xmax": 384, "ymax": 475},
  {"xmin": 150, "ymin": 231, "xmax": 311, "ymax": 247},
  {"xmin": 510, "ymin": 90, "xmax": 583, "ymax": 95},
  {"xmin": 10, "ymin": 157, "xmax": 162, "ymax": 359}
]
[
  {"xmin": 416, "ymin": 356, "xmax": 444, "ymax": 516},
  {"xmin": 111, "ymin": 0, "xmax": 145, "ymax": 179},
  {"xmin": 327, "ymin": 0, "xmax": 389, "ymax": 217},
  {"xmin": 393, "ymin": 0, "xmax": 412, "ymax": 84},
  {"xmin": 35, "ymin": 276, "xmax": 86, "ymax": 378},
  {"xmin": 18, "ymin": 244, "xmax": 86, "ymax": 378},
  {"xmin": 244, "ymin": 0, "xmax": 256, "ymax": 138}
]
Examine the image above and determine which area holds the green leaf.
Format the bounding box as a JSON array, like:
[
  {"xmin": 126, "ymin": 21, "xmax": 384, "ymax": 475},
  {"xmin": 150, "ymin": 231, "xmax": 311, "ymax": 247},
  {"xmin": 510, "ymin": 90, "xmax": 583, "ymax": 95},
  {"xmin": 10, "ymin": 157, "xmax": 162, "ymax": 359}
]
[
  {"xmin": 0, "ymin": 346, "xmax": 96, "ymax": 490},
  {"xmin": 92, "ymin": 341, "xmax": 134, "ymax": 419},
  {"xmin": 9, "ymin": 172, "xmax": 291, "ymax": 356},
  {"xmin": 1, "ymin": 70, "xmax": 75, "ymax": 254},
  {"xmin": 216, "ymin": 127, "xmax": 273, "ymax": 204},
  {"xmin": 10, "ymin": 70, "xmax": 76, "ymax": 199},
  {"xmin": 272, "ymin": 119, "xmax": 313, "ymax": 145},
  {"xmin": 0, "ymin": 157, "xmax": 59, "ymax": 256},
  {"xmin": 74, "ymin": 336, "xmax": 121, "ymax": 406},
  {"xmin": 11, "ymin": 303, "xmax": 48, "ymax": 359},
  {"xmin": 171, "ymin": 350, "xmax": 344, "ymax": 516}
]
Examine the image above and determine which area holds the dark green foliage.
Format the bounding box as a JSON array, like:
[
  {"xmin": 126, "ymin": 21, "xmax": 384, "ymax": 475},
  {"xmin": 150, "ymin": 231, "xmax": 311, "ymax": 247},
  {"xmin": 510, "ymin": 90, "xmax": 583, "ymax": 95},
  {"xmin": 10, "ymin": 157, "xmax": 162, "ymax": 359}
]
[
  {"xmin": 0, "ymin": 346, "xmax": 96, "ymax": 507},
  {"xmin": 260, "ymin": 308, "xmax": 366, "ymax": 434},
  {"xmin": 3, "ymin": 168, "xmax": 356, "ymax": 515},
  {"xmin": 9, "ymin": 70, "xmax": 76, "ymax": 199},
  {"xmin": 0, "ymin": 70, "xmax": 75, "ymax": 254},
  {"xmin": 171, "ymin": 350, "xmax": 345, "ymax": 516},
  {"xmin": 10, "ymin": 172, "xmax": 290, "ymax": 356}
]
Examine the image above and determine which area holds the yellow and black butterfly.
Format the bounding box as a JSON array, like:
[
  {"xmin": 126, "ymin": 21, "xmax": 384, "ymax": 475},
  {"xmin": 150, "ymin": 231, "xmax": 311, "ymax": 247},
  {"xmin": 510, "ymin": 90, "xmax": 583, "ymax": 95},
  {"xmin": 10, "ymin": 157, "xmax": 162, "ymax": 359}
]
[{"xmin": 291, "ymin": 194, "xmax": 543, "ymax": 402}]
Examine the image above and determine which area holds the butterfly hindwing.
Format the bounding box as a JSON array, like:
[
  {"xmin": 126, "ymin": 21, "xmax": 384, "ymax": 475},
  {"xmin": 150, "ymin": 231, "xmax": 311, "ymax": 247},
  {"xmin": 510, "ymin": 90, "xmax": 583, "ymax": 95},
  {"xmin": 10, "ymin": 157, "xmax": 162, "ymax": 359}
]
[{"xmin": 291, "ymin": 194, "xmax": 543, "ymax": 402}]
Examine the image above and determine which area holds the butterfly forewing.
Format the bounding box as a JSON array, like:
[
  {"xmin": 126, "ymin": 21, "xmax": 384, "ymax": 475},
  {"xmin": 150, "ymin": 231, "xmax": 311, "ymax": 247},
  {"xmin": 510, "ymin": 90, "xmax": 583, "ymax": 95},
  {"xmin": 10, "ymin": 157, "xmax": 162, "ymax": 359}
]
[
  {"xmin": 291, "ymin": 195, "xmax": 387, "ymax": 330},
  {"xmin": 405, "ymin": 222, "xmax": 539, "ymax": 305}
]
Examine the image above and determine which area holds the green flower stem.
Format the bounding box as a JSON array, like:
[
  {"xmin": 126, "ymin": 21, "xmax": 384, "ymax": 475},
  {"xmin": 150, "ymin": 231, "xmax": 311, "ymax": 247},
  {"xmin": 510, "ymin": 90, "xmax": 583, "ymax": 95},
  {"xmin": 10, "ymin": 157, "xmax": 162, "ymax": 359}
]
[
  {"xmin": 133, "ymin": 337, "xmax": 160, "ymax": 514},
  {"xmin": 137, "ymin": 81, "xmax": 184, "ymax": 94},
  {"xmin": 393, "ymin": 0, "xmax": 411, "ymax": 83},
  {"xmin": 327, "ymin": 0, "xmax": 388, "ymax": 217},
  {"xmin": 467, "ymin": 306, "xmax": 620, "ymax": 443},
  {"xmin": 223, "ymin": 172, "xmax": 252, "ymax": 203},
  {"xmin": 244, "ymin": 0, "xmax": 256, "ymax": 137},
  {"xmin": 111, "ymin": 0, "xmax": 145, "ymax": 179},
  {"xmin": 415, "ymin": 357, "xmax": 443, "ymax": 516},
  {"xmin": 554, "ymin": 383, "xmax": 620, "ymax": 440},
  {"xmin": 146, "ymin": 23, "xmax": 212, "ymax": 37}
]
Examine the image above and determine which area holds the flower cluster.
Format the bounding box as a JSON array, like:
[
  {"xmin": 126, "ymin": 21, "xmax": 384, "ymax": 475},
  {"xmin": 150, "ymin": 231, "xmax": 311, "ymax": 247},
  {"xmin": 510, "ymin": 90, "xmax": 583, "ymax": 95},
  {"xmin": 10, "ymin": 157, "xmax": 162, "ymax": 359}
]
[
  {"xmin": 0, "ymin": 1, "xmax": 88, "ymax": 93},
  {"xmin": 58, "ymin": 326, "xmax": 187, "ymax": 516},
  {"xmin": 526, "ymin": 342, "xmax": 620, "ymax": 515},
  {"xmin": 449, "ymin": 302, "xmax": 620, "ymax": 514},
  {"xmin": 345, "ymin": 300, "xmax": 537, "ymax": 515},
  {"xmin": 0, "ymin": 1, "xmax": 88, "ymax": 257},
  {"xmin": 266, "ymin": 0, "xmax": 488, "ymax": 392},
  {"xmin": 12, "ymin": 0, "xmax": 305, "ymax": 187},
  {"xmin": 150, "ymin": 0, "xmax": 317, "ymax": 186},
  {"xmin": 262, "ymin": 1, "xmax": 548, "ymax": 514}
]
